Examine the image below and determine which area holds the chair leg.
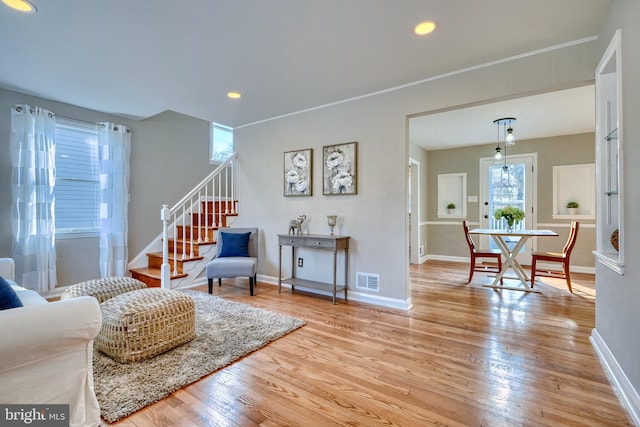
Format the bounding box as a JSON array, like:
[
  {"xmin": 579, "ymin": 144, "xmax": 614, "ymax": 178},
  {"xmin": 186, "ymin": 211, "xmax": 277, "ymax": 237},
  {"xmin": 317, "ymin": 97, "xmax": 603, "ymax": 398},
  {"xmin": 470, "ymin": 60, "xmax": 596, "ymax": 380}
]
[
  {"xmin": 218, "ymin": 278, "xmax": 222, "ymax": 287},
  {"xmin": 207, "ymin": 278, "xmax": 213, "ymax": 294},
  {"xmin": 468, "ymin": 256, "xmax": 475, "ymax": 283},
  {"xmin": 249, "ymin": 277, "xmax": 254, "ymax": 296},
  {"xmin": 530, "ymin": 257, "xmax": 537, "ymax": 288},
  {"xmin": 497, "ymin": 257, "xmax": 503, "ymax": 286},
  {"xmin": 563, "ymin": 261, "xmax": 573, "ymax": 293}
]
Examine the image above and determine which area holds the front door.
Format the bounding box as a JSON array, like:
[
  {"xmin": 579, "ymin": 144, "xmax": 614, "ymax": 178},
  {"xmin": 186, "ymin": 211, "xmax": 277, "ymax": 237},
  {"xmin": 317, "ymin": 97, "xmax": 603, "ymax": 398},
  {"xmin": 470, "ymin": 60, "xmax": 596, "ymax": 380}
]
[{"xmin": 479, "ymin": 153, "xmax": 537, "ymax": 264}]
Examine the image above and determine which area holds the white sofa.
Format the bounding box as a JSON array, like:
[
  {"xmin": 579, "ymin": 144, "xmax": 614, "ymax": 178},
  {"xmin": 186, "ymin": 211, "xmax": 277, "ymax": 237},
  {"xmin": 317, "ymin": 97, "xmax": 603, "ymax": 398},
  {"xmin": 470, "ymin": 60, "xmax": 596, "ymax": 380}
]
[{"xmin": 0, "ymin": 258, "xmax": 103, "ymax": 427}]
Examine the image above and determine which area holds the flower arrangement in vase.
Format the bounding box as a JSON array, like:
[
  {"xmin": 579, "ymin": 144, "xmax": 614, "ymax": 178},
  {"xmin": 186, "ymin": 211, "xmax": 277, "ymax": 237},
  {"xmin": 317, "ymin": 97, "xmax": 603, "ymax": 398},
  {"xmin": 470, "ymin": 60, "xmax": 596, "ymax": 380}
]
[{"xmin": 493, "ymin": 206, "xmax": 525, "ymax": 232}]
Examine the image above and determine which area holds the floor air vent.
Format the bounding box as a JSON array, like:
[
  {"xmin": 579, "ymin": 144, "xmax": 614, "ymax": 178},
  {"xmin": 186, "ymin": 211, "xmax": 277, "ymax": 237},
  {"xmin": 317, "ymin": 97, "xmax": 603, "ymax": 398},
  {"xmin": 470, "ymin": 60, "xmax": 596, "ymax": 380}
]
[{"xmin": 356, "ymin": 272, "xmax": 380, "ymax": 292}]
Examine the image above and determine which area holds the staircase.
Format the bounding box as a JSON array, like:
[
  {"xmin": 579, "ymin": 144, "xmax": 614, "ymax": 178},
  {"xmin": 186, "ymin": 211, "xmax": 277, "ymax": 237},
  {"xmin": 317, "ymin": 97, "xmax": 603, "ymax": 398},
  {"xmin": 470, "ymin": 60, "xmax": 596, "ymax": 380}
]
[{"xmin": 129, "ymin": 154, "xmax": 239, "ymax": 289}]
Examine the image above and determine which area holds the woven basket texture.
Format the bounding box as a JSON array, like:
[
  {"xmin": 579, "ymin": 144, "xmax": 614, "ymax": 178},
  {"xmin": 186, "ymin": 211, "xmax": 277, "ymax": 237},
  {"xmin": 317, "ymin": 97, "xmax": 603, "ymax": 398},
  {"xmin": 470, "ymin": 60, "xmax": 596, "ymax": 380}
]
[
  {"xmin": 61, "ymin": 277, "xmax": 147, "ymax": 303},
  {"xmin": 96, "ymin": 288, "xmax": 196, "ymax": 363}
]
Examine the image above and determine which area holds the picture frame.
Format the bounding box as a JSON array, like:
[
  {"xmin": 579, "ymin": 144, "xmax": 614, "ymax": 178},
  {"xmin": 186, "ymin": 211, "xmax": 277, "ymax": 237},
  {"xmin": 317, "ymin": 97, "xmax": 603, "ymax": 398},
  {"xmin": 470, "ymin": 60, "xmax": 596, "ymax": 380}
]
[
  {"xmin": 323, "ymin": 141, "xmax": 357, "ymax": 195},
  {"xmin": 283, "ymin": 148, "xmax": 313, "ymax": 196}
]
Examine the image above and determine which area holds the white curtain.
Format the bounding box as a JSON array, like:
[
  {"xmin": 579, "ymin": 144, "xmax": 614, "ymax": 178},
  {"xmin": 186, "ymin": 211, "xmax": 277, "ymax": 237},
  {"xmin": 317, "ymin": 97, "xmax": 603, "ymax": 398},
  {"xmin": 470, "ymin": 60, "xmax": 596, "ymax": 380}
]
[
  {"xmin": 98, "ymin": 123, "xmax": 131, "ymax": 277},
  {"xmin": 10, "ymin": 104, "xmax": 57, "ymax": 293}
]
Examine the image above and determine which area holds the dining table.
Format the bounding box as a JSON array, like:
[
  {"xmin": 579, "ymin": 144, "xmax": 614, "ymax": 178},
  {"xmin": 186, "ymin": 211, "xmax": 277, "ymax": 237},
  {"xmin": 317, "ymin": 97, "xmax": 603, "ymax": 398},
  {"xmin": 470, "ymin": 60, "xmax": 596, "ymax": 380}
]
[{"xmin": 468, "ymin": 228, "xmax": 559, "ymax": 291}]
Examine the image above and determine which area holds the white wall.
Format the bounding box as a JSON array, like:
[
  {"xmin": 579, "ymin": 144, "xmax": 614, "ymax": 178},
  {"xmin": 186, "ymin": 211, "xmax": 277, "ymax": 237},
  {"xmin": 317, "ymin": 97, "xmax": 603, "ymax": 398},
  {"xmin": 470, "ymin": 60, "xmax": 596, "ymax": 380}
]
[
  {"xmin": 233, "ymin": 39, "xmax": 598, "ymax": 308},
  {"xmin": 593, "ymin": 0, "xmax": 640, "ymax": 422}
]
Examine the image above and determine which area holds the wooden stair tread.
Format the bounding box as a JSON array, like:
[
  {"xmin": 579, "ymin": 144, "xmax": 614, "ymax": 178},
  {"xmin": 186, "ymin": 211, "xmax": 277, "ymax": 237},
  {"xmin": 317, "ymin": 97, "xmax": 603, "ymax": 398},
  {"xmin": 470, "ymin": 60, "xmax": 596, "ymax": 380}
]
[
  {"xmin": 130, "ymin": 266, "xmax": 188, "ymax": 280},
  {"xmin": 169, "ymin": 237, "xmax": 216, "ymax": 246},
  {"xmin": 147, "ymin": 252, "xmax": 204, "ymax": 262}
]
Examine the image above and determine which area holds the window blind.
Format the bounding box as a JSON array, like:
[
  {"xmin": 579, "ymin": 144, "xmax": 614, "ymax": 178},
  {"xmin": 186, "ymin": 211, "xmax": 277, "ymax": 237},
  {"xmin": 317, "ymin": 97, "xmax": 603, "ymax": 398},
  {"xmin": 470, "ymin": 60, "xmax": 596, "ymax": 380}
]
[{"xmin": 54, "ymin": 118, "xmax": 100, "ymax": 235}]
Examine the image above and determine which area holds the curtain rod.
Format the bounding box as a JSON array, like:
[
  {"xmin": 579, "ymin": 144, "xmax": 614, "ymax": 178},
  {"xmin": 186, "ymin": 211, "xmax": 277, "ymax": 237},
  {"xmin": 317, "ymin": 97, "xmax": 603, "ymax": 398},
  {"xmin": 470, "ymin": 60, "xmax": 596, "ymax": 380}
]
[
  {"xmin": 58, "ymin": 115, "xmax": 132, "ymax": 133},
  {"xmin": 12, "ymin": 105, "xmax": 103, "ymax": 127},
  {"xmin": 56, "ymin": 115, "xmax": 105, "ymax": 128},
  {"xmin": 13, "ymin": 105, "xmax": 131, "ymax": 133}
]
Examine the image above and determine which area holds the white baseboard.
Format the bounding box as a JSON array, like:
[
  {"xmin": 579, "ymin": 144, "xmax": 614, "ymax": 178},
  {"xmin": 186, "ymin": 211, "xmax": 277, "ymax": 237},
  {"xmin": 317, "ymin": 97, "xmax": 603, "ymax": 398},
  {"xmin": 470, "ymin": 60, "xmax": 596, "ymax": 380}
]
[
  {"xmin": 590, "ymin": 328, "xmax": 640, "ymax": 426},
  {"xmin": 424, "ymin": 254, "xmax": 595, "ymax": 274},
  {"xmin": 258, "ymin": 274, "xmax": 412, "ymax": 311},
  {"xmin": 425, "ymin": 254, "xmax": 468, "ymax": 263}
]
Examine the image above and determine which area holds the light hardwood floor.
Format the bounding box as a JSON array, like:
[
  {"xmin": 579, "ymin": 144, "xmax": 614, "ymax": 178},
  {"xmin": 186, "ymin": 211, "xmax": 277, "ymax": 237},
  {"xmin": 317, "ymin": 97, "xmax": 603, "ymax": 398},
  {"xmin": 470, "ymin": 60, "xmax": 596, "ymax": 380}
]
[{"xmin": 103, "ymin": 260, "xmax": 632, "ymax": 426}]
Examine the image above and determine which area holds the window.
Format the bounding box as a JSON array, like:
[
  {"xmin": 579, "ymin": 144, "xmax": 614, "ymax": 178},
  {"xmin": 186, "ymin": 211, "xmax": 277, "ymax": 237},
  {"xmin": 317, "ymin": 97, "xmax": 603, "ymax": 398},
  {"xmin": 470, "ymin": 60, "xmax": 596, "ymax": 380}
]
[
  {"xmin": 210, "ymin": 123, "xmax": 233, "ymax": 163},
  {"xmin": 54, "ymin": 118, "xmax": 100, "ymax": 236}
]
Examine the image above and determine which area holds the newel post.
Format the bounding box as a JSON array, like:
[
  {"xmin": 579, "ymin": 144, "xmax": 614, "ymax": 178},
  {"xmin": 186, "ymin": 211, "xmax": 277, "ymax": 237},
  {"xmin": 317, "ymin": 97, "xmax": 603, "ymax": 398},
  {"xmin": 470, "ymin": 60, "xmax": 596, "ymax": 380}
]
[{"xmin": 161, "ymin": 204, "xmax": 171, "ymax": 289}]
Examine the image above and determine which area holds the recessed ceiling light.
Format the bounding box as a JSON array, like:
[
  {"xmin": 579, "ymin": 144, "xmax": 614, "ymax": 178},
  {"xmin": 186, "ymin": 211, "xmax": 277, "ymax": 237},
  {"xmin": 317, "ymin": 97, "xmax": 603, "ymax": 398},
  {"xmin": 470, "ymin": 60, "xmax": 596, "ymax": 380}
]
[
  {"xmin": 414, "ymin": 21, "xmax": 436, "ymax": 36},
  {"xmin": 2, "ymin": 0, "xmax": 37, "ymax": 13},
  {"xmin": 227, "ymin": 91, "xmax": 242, "ymax": 99}
]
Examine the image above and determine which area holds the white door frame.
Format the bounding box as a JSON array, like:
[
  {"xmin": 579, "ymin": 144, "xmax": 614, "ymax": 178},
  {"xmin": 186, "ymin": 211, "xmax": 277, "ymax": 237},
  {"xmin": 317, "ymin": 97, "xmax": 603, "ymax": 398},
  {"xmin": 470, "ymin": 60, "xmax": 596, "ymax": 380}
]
[
  {"xmin": 409, "ymin": 157, "xmax": 421, "ymax": 264},
  {"xmin": 479, "ymin": 152, "xmax": 538, "ymax": 263}
]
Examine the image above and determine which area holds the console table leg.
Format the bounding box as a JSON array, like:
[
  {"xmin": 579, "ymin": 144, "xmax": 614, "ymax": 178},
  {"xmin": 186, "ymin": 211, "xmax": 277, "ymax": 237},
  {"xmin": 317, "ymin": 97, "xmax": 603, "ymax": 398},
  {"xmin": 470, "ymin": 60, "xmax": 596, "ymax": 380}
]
[
  {"xmin": 344, "ymin": 248, "xmax": 349, "ymax": 301},
  {"xmin": 332, "ymin": 250, "xmax": 337, "ymax": 304},
  {"xmin": 278, "ymin": 244, "xmax": 282, "ymax": 293}
]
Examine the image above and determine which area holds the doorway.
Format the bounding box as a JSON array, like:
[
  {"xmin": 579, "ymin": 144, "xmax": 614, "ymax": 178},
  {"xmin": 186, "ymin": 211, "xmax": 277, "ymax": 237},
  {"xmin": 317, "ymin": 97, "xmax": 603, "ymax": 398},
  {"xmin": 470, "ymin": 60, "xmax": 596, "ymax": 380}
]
[{"xmin": 479, "ymin": 153, "xmax": 537, "ymax": 264}]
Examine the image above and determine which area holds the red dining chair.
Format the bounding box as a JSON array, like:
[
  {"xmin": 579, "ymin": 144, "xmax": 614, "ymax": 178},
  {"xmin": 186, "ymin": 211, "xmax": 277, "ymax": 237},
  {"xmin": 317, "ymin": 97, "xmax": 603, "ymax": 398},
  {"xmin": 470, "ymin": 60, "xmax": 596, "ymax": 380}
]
[
  {"xmin": 530, "ymin": 221, "xmax": 579, "ymax": 293},
  {"xmin": 463, "ymin": 221, "xmax": 503, "ymax": 285}
]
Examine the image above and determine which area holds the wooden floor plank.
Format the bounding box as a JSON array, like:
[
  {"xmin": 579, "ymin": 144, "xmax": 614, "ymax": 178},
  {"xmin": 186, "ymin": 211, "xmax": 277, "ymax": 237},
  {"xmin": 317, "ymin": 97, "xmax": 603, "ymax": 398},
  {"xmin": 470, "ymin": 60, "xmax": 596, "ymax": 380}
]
[{"xmin": 101, "ymin": 260, "xmax": 632, "ymax": 426}]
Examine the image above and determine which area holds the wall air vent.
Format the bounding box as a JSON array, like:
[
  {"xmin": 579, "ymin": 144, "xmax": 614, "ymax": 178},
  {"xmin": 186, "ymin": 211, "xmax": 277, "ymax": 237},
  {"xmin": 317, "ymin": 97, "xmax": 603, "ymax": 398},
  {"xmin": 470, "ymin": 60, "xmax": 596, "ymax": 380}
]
[{"xmin": 356, "ymin": 272, "xmax": 380, "ymax": 292}]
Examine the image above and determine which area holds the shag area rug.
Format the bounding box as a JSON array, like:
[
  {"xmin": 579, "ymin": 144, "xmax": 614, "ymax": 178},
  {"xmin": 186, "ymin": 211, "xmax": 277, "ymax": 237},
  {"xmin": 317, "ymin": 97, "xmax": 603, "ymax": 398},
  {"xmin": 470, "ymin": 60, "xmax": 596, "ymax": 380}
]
[{"xmin": 93, "ymin": 289, "xmax": 305, "ymax": 423}]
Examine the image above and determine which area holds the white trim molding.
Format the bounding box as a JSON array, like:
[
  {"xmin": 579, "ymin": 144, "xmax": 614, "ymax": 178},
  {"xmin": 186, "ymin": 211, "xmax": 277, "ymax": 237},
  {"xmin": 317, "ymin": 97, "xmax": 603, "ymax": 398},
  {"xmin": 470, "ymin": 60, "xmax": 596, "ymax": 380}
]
[
  {"xmin": 258, "ymin": 275, "xmax": 413, "ymax": 311},
  {"xmin": 590, "ymin": 328, "xmax": 640, "ymax": 426}
]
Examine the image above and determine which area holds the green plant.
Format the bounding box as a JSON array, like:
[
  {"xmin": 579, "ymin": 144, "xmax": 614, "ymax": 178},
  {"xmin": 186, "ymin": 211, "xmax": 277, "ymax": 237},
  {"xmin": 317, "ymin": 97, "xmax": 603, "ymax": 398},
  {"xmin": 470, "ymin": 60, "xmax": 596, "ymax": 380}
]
[
  {"xmin": 446, "ymin": 203, "xmax": 456, "ymax": 209},
  {"xmin": 493, "ymin": 206, "xmax": 525, "ymax": 227},
  {"xmin": 566, "ymin": 201, "xmax": 579, "ymax": 208}
]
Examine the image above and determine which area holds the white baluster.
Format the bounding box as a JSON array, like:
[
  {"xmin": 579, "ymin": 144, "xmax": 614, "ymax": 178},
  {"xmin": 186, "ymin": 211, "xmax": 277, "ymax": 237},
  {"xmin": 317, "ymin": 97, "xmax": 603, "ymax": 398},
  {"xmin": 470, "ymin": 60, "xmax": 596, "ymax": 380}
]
[
  {"xmin": 161, "ymin": 204, "xmax": 171, "ymax": 289},
  {"xmin": 234, "ymin": 156, "xmax": 239, "ymax": 214},
  {"xmin": 197, "ymin": 190, "xmax": 203, "ymax": 243},
  {"xmin": 181, "ymin": 205, "xmax": 187, "ymax": 260},
  {"xmin": 211, "ymin": 178, "xmax": 216, "ymax": 228},
  {"xmin": 203, "ymin": 187, "xmax": 208, "ymax": 242},
  {"xmin": 172, "ymin": 220, "xmax": 177, "ymax": 275},
  {"xmin": 225, "ymin": 167, "xmax": 229, "ymax": 214},
  {"xmin": 190, "ymin": 198, "xmax": 195, "ymax": 258},
  {"xmin": 230, "ymin": 159, "xmax": 236, "ymax": 214},
  {"xmin": 218, "ymin": 173, "xmax": 222, "ymax": 228}
]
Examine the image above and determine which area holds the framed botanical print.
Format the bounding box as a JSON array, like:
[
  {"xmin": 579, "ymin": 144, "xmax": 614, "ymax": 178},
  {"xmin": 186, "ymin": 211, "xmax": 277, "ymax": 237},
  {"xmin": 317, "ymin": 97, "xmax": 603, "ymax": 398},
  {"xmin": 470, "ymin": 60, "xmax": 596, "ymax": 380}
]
[
  {"xmin": 323, "ymin": 141, "xmax": 357, "ymax": 195},
  {"xmin": 284, "ymin": 148, "xmax": 313, "ymax": 196}
]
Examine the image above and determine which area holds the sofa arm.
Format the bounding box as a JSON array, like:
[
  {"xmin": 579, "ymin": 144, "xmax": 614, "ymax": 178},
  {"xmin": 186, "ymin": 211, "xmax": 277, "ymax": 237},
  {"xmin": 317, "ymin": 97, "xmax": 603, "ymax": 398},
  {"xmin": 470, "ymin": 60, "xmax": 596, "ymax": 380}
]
[
  {"xmin": 0, "ymin": 296, "xmax": 101, "ymax": 367},
  {"xmin": 0, "ymin": 296, "xmax": 102, "ymax": 427},
  {"xmin": 0, "ymin": 258, "xmax": 15, "ymax": 281}
]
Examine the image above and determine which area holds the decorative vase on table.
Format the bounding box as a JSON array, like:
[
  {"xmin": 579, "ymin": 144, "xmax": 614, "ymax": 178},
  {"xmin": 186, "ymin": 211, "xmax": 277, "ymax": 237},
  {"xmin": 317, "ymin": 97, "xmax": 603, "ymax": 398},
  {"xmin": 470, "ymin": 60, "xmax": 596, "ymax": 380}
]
[
  {"xmin": 493, "ymin": 206, "xmax": 525, "ymax": 234},
  {"xmin": 505, "ymin": 218, "xmax": 515, "ymax": 233},
  {"xmin": 327, "ymin": 215, "xmax": 337, "ymax": 236}
]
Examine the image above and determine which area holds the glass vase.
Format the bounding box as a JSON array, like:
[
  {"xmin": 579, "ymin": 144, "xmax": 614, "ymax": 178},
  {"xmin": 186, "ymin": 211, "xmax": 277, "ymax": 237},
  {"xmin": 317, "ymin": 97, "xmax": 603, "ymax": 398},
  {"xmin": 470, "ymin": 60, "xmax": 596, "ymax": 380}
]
[
  {"xmin": 327, "ymin": 215, "xmax": 337, "ymax": 235},
  {"xmin": 505, "ymin": 219, "xmax": 514, "ymax": 233}
]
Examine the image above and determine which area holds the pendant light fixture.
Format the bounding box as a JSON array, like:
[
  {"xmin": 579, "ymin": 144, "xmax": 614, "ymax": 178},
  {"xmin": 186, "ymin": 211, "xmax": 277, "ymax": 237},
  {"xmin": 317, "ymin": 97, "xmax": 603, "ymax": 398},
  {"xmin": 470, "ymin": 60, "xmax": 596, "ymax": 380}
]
[{"xmin": 493, "ymin": 117, "xmax": 516, "ymax": 172}]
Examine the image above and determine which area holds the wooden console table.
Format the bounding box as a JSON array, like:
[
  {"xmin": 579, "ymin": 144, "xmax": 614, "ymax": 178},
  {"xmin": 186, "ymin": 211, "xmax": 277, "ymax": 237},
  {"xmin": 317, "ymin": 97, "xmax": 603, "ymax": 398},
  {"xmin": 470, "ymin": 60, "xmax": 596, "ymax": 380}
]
[{"xmin": 278, "ymin": 234, "xmax": 350, "ymax": 304}]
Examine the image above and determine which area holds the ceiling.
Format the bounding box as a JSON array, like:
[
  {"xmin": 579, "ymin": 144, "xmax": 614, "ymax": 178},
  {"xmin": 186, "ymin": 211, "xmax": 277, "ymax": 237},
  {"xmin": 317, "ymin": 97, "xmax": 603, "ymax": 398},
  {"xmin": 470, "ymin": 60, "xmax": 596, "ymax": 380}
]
[
  {"xmin": 409, "ymin": 85, "xmax": 596, "ymax": 151},
  {"xmin": 0, "ymin": 1, "xmax": 611, "ymax": 129}
]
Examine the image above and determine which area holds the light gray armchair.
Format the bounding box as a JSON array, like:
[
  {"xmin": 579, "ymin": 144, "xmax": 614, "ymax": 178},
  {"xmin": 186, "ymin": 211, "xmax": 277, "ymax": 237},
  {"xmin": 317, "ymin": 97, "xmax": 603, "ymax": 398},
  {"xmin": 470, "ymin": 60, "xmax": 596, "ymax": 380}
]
[{"xmin": 206, "ymin": 227, "xmax": 259, "ymax": 295}]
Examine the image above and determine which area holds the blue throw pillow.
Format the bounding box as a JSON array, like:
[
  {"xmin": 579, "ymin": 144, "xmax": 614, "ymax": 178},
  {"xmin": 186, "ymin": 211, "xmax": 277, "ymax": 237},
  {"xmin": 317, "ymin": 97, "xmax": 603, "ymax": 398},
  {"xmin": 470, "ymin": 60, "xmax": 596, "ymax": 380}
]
[
  {"xmin": 0, "ymin": 276, "xmax": 24, "ymax": 310},
  {"xmin": 219, "ymin": 232, "xmax": 251, "ymax": 257}
]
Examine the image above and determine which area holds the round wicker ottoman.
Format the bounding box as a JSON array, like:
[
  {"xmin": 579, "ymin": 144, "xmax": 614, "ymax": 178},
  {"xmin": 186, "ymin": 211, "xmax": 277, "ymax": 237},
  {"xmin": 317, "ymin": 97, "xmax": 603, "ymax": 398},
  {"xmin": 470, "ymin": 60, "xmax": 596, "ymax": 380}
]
[
  {"xmin": 95, "ymin": 288, "xmax": 196, "ymax": 363},
  {"xmin": 61, "ymin": 277, "xmax": 147, "ymax": 303}
]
